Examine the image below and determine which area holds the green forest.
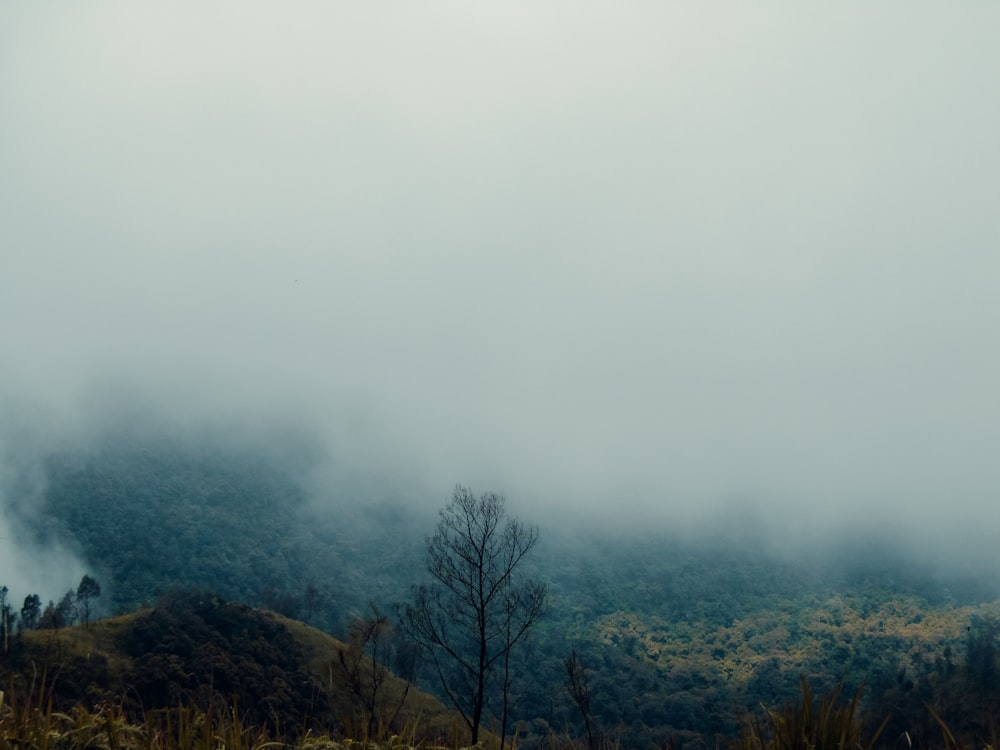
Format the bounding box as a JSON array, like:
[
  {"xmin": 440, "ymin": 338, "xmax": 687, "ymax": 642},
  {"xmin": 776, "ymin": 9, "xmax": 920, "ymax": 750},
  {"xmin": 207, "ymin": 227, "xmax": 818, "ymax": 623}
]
[{"xmin": 4, "ymin": 426, "xmax": 1000, "ymax": 750}]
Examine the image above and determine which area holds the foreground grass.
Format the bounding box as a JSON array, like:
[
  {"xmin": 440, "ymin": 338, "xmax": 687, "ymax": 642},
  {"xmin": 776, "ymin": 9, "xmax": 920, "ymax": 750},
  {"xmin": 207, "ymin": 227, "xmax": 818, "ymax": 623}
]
[
  {"xmin": 0, "ymin": 620, "xmax": 1000, "ymax": 750},
  {"xmin": 5, "ymin": 677, "xmax": 999, "ymax": 750},
  {"xmin": 736, "ymin": 677, "xmax": 888, "ymax": 750},
  {"xmin": 4, "ymin": 609, "xmax": 475, "ymax": 749},
  {"xmin": 0, "ymin": 680, "xmax": 452, "ymax": 750}
]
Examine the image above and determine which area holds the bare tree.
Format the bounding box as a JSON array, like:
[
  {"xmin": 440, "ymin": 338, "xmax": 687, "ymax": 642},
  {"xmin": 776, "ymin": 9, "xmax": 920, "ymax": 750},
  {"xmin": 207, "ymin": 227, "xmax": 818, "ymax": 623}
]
[
  {"xmin": 404, "ymin": 486, "xmax": 547, "ymax": 745},
  {"xmin": 336, "ymin": 603, "xmax": 410, "ymax": 736},
  {"xmin": 565, "ymin": 649, "xmax": 601, "ymax": 750}
]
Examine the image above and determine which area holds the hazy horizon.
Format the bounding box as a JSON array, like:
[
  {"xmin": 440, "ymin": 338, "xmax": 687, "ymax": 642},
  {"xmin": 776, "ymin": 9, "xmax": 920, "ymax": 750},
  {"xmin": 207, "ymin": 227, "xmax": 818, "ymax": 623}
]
[{"xmin": 3, "ymin": 3, "xmax": 999, "ymax": 596}]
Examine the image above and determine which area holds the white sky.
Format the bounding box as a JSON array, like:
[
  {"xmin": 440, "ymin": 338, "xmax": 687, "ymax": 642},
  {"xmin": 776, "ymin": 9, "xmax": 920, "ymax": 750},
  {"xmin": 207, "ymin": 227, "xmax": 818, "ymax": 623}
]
[{"xmin": 1, "ymin": 3, "xmax": 998, "ymax": 542}]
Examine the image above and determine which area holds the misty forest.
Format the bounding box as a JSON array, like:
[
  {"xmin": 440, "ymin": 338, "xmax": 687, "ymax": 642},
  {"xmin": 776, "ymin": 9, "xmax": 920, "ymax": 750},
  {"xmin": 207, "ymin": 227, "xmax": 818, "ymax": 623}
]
[
  {"xmin": 2, "ymin": 421, "xmax": 1000, "ymax": 750},
  {"xmin": 3, "ymin": 3, "xmax": 1000, "ymax": 750}
]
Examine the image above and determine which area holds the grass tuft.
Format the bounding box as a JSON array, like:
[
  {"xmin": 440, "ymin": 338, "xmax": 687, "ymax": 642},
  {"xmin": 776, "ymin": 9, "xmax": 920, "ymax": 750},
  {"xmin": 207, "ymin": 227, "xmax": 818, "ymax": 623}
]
[{"xmin": 737, "ymin": 676, "xmax": 888, "ymax": 750}]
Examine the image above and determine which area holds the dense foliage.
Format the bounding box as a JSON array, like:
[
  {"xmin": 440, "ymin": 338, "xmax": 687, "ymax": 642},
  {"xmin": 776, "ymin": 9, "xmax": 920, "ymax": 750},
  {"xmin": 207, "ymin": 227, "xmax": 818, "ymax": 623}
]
[
  {"xmin": 18, "ymin": 431, "xmax": 424, "ymax": 633},
  {"xmin": 0, "ymin": 591, "xmax": 317, "ymax": 732}
]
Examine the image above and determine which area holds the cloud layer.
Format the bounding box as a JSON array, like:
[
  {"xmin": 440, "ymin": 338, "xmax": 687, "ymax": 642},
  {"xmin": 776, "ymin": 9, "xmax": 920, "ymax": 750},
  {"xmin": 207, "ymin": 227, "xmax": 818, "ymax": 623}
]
[{"xmin": 2, "ymin": 3, "xmax": 999, "ymax": 550}]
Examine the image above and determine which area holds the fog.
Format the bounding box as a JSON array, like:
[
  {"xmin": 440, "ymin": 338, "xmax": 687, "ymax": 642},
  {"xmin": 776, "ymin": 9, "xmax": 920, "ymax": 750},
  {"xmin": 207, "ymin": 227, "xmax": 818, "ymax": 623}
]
[{"xmin": 2, "ymin": 3, "xmax": 999, "ymax": 592}]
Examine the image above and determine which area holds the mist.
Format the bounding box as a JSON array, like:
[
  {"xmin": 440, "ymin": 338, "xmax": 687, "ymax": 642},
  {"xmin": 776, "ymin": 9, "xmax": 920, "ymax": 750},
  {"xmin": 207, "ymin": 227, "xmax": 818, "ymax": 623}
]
[{"xmin": 2, "ymin": 3, "xmax": 999, "ymax": 587}]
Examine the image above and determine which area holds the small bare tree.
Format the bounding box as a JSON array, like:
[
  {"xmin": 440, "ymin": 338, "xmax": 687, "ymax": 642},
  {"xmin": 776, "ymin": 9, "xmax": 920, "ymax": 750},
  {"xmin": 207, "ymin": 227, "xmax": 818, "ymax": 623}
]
[
  {"xmin": 565, "ymin": 649, "xmax": 601, "ymax": 750},
  {"xmin": 336, "ymin": 604, "xmax": 410, "ymax": 736},
  {"xmin": 404, "ymin": 486, "xmax": 547, "ymax": 745}
]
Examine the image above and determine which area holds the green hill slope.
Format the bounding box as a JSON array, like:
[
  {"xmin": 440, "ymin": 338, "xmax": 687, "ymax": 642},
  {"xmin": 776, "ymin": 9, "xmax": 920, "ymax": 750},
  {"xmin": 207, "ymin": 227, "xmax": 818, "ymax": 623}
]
[{"xmin": 0, "ymin": 591, "xmax": 466, "ymax": 744}]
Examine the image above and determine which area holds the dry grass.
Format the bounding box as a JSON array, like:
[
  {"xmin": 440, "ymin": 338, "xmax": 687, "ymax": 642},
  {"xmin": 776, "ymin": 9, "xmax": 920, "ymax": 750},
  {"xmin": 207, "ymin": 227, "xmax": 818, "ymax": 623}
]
[
  {"xmin": 0, "ymin": 680, "xmax": 457, "ymax": 750},
  {"xmin": 736, "ymin": 677, "xmax": 888, "ymax": 750},
  {"xmin": 4, "ymin": 613, "xmax": 488, "ymax": 750},
  {"xmin": 277, "ymin": 616, "xmax": 477, "ymax": 747},
  {"xmin": 18, "ymin": 610, "xmax": 148, "ymax": 675}
]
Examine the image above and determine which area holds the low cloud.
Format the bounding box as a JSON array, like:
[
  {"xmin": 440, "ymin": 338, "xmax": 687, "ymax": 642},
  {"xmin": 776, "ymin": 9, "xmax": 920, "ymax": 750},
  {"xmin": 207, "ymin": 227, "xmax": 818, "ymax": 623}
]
[{"xmin": 1, "ymin": 2, "xmax": 998, "ymax": 576}]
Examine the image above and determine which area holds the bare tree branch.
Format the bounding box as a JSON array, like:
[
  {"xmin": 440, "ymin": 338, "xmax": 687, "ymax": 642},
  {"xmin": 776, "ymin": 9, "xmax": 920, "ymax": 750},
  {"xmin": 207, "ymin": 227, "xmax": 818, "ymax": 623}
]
[{"xmin": 403, "ymin": 486, "xmax": 547, "ymax": 746}]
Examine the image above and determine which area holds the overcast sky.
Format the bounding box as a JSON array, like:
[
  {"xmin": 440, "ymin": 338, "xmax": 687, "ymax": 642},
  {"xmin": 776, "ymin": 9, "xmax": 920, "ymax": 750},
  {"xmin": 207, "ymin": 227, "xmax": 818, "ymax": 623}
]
[{"xmin": 2, "ymin": 3, "xmax": 998, "ymax": 545}]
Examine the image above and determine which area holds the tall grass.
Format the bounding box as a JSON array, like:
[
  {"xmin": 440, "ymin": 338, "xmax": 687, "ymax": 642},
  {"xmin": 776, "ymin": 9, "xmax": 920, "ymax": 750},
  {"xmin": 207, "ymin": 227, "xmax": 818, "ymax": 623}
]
[
  {"xmin": 0, "ymin": 680, "xmax": 461, "ymax": 750},
  {"xmin": 737, "ymin": 677, "xmax": 889, "ymax": 750},
  {"xmin": 0, "ymin": 682, "xmax": 290, "ymax": 750}
]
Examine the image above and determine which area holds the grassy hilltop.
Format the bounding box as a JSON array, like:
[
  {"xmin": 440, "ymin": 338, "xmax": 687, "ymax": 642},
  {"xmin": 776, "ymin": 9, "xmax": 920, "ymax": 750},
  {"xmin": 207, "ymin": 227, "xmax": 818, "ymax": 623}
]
[{"xmin": 1, "ymin": 591, "xmax": 468, "ymax": 748}]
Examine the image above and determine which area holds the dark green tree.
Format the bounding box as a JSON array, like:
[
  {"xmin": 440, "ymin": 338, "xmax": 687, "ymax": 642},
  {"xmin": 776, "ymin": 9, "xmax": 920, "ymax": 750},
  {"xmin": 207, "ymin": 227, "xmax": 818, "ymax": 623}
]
[
  {"xmin": 404, "ymin": 486, "xmax": 547, "ymax": 746},
  {"xmin": 39, "ymin": 600, "xmax": 61, "ymax": 629},
  {"xmin": 56, "ymin": 589, "xmax": 77, "ymax": 626},
  {"xmin": 38, "ymin": 590, "xmax": 77, "ymax": 630},
  {"xmin": 20, "ymin": 594, "xmax": 41, "ymax": 631},
  {"xmin": 76, "ymin": 575, "xmax": 101, "ymax": 627}
]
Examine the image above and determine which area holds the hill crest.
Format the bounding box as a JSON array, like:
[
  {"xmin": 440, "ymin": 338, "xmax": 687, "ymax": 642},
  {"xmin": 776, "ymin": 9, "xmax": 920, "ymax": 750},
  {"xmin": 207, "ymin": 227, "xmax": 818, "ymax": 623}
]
[{"xmin": 1, "ymin": 590, "xmax": 465, "ymax": 744}]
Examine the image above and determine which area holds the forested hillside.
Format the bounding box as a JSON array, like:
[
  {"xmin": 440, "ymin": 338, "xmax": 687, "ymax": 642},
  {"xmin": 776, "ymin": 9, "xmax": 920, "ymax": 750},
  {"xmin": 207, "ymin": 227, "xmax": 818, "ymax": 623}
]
[
  {"xmin": 7, "ymin": 428, "xmax": 1000, "ymax": 749},
  {"xmin": 0, "ymin": 589, "xmax": 464, "ymax": 743},
  {"xmin": 15, "ymin": 430, "xmax": 425, "ymax": 634}
]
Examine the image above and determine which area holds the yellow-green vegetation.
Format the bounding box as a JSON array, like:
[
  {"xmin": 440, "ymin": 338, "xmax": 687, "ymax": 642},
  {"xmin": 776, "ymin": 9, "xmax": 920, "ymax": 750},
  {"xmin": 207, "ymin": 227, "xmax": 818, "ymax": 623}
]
[
  {"xmin": 18, "ymin": 608, "xmax": 147, "ymax": 672},
  {"xmin": 594, "ymin": 593, "xmax": 990, "ymax": 691}
]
